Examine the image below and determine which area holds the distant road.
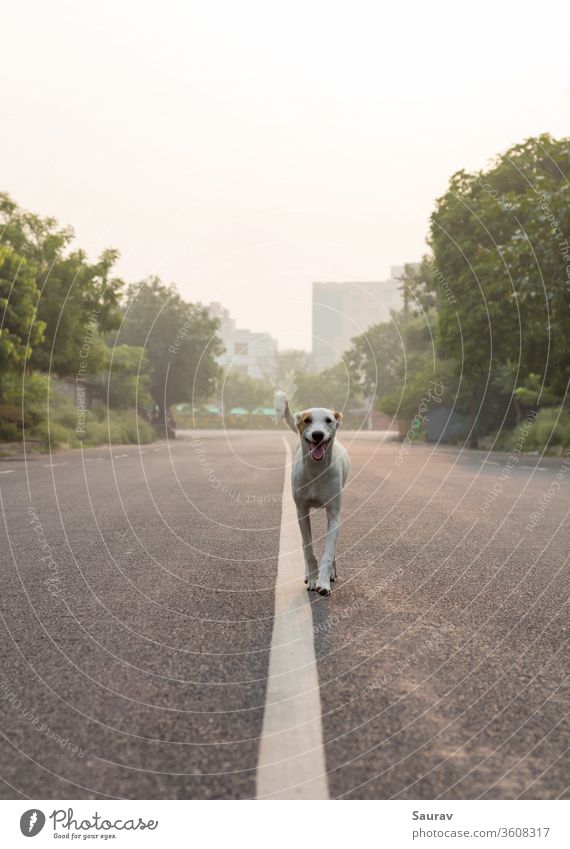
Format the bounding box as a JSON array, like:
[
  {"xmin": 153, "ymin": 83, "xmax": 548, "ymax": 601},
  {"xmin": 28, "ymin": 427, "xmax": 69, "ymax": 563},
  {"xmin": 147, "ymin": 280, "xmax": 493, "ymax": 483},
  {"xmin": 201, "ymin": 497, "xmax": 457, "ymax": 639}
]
[{"xmin": 0, "ymin": 430, "xmax": 567, "ymax": 799}]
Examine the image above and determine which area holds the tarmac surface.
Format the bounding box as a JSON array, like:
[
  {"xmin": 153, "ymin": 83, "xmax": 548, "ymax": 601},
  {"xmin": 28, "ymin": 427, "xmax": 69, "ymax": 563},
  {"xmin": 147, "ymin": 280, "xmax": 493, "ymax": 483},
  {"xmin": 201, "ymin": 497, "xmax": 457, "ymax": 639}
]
[{"xmin": 0, "ymin": 430, "xmax": 568, "ymax": 799}]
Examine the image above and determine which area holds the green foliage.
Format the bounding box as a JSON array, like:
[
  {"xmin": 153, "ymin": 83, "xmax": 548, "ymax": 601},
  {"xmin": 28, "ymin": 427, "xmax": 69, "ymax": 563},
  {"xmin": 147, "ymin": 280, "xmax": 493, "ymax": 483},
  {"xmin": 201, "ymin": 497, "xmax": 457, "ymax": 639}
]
[
  {"xmin": 0, "ymin": 194, "xmax": 227, "ymax": 448},
  {"xmin": 3, "ymin": 133, "xmax": 568, "ymax": 448},
  {"xmin": 2, "ymin": 369, "xmax": 50, "ymax": 429},
  {"xmin": 0, "ymin": 192, "xmax": 70, "ymax": 261},
  {"xmin": 512, "ymin": 373, "xmax": 558, "ymax": 409},
  {"xmin": 30, "ymin": 248, "xmax": 124, "ymax": 376},
  {"xmin": 380, "ymin": 363, "xmax": 440, "ymax": 421},
  {"xmin": 27, "ymin": 402, "xmax": 155, "ymax": 449},
  {"xmin": 0, "ymin": 193, "xmax": 123, "ymax": 378},
  {"xmin": 93, "ymin": 344, "xmax": 152, "ymax": 410},
  {"xmin": 276, "ymin": 349, "xmax": 314, "ymax": 384},
  {"xmin": 0, "ymin": 243, "xmax": 45, "ymax": 379},
  {"xmin": 345, "ymin": 310, "xmax": 451, "ymax": 420},
  {"xmin": 399, "ymin": 259, "xmax": 438, "ymax": 314},
  {"xmin": 0, "ymin": 420, "xmax": 21, "ymax": 441},
  {"xmin": 291, "ymin": 361, "xmax": 361, "ymax": 412},
  {"xmin": 346, "ymin": 134, "xmax": 570, "ymax": 443},
  {"xmin": 3, "ymin": 368, "xmax": 50, "ymax": 407},
  {"xmin": 119, "ymin": 277, "xmax": 223, "ymax": 414},
  {"xmin": 343, "ymin": 317, "xmax": 402, "ymax": 400},
  {"xmin": 219, "ymin": 372, "xmax": 273, "ymax": 412},
  {"xmin": 429, "ymin": 134, "xmax": 570, "ymax": 411},
  {"xmin": 1, "ymin": 358, "xmax": 154, "ymax": 449},
  {"xmin": 77, "ymin": 404, "xmax": 155, "ymax": 447},
  {"xmin": 530, "ymin": 408, "xmax": 570, "ymax": 449},
  {"xmin": 492, "ymin": 407, "xmax": 570, "ymax": 453}
]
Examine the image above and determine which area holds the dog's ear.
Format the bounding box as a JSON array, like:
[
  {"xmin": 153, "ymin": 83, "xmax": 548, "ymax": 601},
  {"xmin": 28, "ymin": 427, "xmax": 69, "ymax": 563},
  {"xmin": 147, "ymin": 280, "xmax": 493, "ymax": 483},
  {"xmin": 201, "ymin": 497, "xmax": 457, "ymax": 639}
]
[
  {"xmin": 295, "ymin": 411, "xmax": 311, "ymax": 432},
  {"xmin": 334, "ymin": 411, "xmax": 343, "ymax": 427}
]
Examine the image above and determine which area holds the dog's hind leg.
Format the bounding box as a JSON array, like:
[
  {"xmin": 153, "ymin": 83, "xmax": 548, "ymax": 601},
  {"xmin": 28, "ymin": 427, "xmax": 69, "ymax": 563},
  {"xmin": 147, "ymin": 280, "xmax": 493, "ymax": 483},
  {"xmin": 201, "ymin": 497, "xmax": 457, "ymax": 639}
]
[
  {"xmin": 296, "ymin": 506, "xmax": 318, "ymax": 590},
  {"xmin": 331, "ymin": 558, "xmax": 337, "ymax": 582}
]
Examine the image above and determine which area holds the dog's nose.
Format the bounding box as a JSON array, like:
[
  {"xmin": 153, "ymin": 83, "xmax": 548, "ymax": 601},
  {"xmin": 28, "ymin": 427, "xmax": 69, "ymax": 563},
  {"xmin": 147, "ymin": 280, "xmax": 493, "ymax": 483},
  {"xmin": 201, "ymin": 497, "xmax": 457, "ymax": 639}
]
[{"xmin": 311, "ymin": 430, "xmax": 324, "ymax": 443}]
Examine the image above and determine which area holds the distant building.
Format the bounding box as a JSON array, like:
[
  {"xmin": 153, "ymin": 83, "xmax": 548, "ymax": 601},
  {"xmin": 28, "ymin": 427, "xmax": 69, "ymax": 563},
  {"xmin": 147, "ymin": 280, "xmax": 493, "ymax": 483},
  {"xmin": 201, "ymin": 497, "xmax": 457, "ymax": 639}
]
[
  {"xmin": 312, "ymin": 265, "xmax": 419, "ymax": 370},
  {"xmin": 207, "ymin": 302, "xmax": 278, "ymax": 381}
]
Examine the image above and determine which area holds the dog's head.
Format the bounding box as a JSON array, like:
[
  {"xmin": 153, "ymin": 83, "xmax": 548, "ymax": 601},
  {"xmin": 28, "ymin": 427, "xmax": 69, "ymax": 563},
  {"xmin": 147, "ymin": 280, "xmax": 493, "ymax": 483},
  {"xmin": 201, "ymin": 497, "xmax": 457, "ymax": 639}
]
[{"xmin": 294, "ymin": 407, "xmax": 343, "ymax": 462}]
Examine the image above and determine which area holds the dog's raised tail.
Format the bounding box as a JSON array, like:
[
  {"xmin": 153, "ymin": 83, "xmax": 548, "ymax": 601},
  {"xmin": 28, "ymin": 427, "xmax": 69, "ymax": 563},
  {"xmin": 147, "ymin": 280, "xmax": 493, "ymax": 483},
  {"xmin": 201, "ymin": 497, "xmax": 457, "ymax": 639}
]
[{"xmin": 274, "ymin": 390, "xmax": 297, "ymax": 433}]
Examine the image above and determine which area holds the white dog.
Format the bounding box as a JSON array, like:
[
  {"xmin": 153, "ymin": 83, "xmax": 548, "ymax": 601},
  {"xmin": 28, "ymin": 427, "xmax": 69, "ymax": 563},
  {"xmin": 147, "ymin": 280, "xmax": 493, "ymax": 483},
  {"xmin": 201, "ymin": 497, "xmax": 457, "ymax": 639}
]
[{"xmin": 275, "ymin": 390, "xmax": 350, "ymax": 596}]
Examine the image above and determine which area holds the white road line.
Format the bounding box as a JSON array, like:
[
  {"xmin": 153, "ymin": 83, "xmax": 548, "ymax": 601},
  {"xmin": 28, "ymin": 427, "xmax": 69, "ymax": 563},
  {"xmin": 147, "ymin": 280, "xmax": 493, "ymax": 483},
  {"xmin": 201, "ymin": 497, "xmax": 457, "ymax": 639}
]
[
  {"xmin": 43, "ymin": 462, "xmax": 67, "ymax": 468},
  {"xmin": 0, "ymin": 470, "xmax": 14, "ymax": 475},
  {"xmin": 114, "ymin": 453, "xmax": 129, "ymax": 459},
  {"xmin": 256, "ymin": 436, "xmax": 328, "ymax": 800}
]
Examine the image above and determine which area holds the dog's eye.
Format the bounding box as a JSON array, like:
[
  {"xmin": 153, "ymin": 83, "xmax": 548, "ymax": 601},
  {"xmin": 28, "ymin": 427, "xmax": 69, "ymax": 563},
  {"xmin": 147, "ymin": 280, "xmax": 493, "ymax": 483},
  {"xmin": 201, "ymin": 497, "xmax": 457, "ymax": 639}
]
[{"xmin": 325, "ymin": 417, "xmax": 332, "ymax": 424}]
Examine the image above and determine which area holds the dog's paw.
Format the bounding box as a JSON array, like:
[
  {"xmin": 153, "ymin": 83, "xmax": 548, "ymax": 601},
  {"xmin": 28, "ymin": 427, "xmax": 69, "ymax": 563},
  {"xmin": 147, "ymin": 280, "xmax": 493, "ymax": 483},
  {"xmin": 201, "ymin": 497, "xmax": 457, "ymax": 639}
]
[
  {"xmin": 315, "ymin": 581, "xmax": 331, "ymax": 597},
  {"xmin": 306, "ymin": 575, "xmax": 318, "ymax": 591}
]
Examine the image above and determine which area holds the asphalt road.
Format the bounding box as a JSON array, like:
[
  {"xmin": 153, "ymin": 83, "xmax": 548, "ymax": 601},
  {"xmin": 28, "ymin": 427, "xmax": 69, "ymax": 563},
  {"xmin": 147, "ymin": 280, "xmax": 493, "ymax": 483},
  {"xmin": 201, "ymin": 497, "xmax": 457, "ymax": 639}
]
[{"xmin": 0, "ymin": 430, "xmax": 568, "ymax": 799}]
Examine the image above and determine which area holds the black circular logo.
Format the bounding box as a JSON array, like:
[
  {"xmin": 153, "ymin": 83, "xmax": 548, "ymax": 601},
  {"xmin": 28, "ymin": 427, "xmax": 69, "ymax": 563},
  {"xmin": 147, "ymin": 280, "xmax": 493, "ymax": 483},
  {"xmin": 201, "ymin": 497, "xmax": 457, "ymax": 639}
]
[{"xmin": 20, "ymin": 810, "xmax": 46, "ymax": 837}]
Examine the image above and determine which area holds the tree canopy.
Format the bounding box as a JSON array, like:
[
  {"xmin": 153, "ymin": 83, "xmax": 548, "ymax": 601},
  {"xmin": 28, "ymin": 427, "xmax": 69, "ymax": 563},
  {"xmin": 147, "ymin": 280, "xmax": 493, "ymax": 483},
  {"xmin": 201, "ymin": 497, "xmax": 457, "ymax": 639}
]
[
  {"xmin": 0, "ymin": 192, "xmax": 124, "ymax": 379},
  {"xmin": 345, "ymin": 134, "xmax": 570, "ymax": 443},
  {"xmin": 0, "ymin": 194, "xmax": 226, "ymax": 442},
  {"xmin": 118, "ymin": 277, "xmax": 223, "ymax": 415},
  {"xmin": 430, "ymin": 134, "xmax": 570, "ymax": 411},
  {"xmin": 0, "ymin": 244, "xmax": 45, "ymax": 384}
]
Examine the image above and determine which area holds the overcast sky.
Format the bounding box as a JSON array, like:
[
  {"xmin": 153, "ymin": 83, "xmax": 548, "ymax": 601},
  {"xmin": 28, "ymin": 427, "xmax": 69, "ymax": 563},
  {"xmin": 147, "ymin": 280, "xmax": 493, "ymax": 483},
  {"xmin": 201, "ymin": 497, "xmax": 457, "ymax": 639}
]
[{"xmin": 1, "ymin": 0, "xmax": 568, "ymax": 349}]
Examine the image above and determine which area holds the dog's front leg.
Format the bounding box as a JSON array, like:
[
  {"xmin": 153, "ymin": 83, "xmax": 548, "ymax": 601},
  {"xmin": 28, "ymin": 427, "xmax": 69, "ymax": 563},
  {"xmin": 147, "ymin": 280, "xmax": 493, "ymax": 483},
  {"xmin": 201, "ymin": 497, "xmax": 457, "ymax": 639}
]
[
  {"xmin": 316, "ymin": 502, "xmax": 341, "ymax": 596},
  {"xmin": 296, "ymin": 506, "xmax": 318, "ymax": 590}
]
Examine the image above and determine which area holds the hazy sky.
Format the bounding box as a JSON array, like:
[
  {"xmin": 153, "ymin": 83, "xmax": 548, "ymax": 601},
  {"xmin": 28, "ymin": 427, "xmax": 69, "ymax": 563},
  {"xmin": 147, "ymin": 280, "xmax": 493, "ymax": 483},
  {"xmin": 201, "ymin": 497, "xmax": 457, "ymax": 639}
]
[{"xmin": 1, "ymin": 0, "xmax": 568, "ymax": 349}]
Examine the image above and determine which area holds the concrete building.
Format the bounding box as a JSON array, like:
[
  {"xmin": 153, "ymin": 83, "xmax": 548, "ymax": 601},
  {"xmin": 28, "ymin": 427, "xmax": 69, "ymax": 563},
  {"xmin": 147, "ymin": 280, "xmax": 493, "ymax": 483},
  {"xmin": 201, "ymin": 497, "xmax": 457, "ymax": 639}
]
[
  {"xmin": 312, "ymin": 265, "xmax": 418, "ymax": 370},
  {"xmin": 207, "ymin": 302, "xmax": 278, "ymax": 381}
]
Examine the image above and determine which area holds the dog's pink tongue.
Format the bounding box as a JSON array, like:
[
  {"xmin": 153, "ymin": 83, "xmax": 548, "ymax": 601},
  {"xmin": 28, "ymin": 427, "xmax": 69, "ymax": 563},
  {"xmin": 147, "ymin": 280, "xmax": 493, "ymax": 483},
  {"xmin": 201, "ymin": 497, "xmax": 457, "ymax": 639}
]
[{"xmin": 311, "ymin": 443, "xmax": 325, "ymax": 461}]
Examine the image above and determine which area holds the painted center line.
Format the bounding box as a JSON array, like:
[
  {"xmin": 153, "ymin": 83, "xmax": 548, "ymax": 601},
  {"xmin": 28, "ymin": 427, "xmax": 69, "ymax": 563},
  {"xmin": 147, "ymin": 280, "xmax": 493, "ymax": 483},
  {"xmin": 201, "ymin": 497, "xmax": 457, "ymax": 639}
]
[
  {"xmin": 114, "ymin": 453, "xmax": 129, "ymax": 459},
  {"xmin": 256, "ymin": 435, "xmax": 328, "ymax": 800},
  {"xmin": 0, "ymin": 470, "xmax": 15, "ymax": 475},
  {"xmin": 43, "ymin": 462, "xmax": 67, "ymax": 468}
]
